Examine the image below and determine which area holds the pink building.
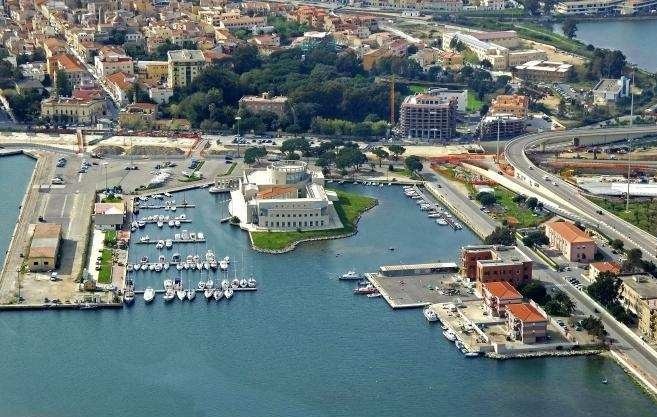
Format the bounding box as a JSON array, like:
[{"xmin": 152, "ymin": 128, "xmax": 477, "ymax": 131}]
[{"xmin": 545, "ymin": 220, "xmax": 596, "ymax": 262}]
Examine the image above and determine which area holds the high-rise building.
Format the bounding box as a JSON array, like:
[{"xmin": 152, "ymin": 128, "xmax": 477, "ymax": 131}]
[{"xmin": 398, "ymin": 93, "xmax": 457, "ymax": 141}]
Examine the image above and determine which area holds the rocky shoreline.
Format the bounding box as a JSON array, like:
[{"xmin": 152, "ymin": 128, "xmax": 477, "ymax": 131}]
[{"xmin": 486, "ymin": 349, "xmax": 602, "ymax": 360}]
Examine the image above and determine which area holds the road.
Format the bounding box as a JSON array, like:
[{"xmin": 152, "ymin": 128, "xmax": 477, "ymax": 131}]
[{"xmin": 505, "ymin": 126, "xmax": 657, "ymax": 263}]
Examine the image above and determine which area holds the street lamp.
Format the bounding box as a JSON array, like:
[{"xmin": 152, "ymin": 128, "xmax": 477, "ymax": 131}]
[
  {"xmin": 103, "ymin": 162, "xmax": 109, "ymax": 192},
  {"xmin": 235, "ymin": 116, "xmax": 242, "ymax": 157}
]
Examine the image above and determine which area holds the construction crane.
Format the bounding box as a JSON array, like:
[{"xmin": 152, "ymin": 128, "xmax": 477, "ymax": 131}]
[{"xmin": 389, "ymin": 74, "xmax": 395, "ymax": 127}]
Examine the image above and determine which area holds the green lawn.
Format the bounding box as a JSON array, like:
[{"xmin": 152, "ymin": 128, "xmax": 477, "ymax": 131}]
[
  {"xmin": 589, "ymin": 197, "xmax": 657, "ymax": 237},
  {"xmin": 250, "ymin": 189, "xmax": 377, "ymax": 251},
  {"xmin": 224, "ymin": 162, "xmax": 237, "ymax": 176},
  {"xmin": 409, "ymin": 84, "xmax": 427, "ymax": 94},
  {"xmin": 494, "ymin": 186, "xmax": 551, "ymax": 228},
  {"xmin": 97, "ymin": 248, "xmax": 113, "ymax": 284},
  {"xmin": 466, "ymin": 91, "xmax": 483, "ymax": 113},
  {"xmin": 101, "ymin": 195, "xmax": 123, "ymax": 203}
]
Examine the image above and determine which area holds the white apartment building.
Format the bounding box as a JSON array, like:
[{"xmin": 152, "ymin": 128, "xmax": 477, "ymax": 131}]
[
  {"xmin": 554, "ymin": 0, "xmax": 624, "ymax": 14},
  {"xmin": 167, "ymin": 49, "xmax": 207, "ymax": 89},
  {"xmin": 94, "ymin": 49, "xmax": 134, "ymax": 78}
]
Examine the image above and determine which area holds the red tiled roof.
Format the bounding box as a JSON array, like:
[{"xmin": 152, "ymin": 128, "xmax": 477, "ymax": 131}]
[
  {"xmin": 546, "ymin": 220, "xmax": 594, "ymax": 244},
  {"xmin": 484, "ymin": 281, "xmax": 522, "ymax": 300},
  {"xmin": 590, "ymin": 261, "xmax": 620, "ymax": 275},
  {"xmin": 507, "ymin": 303, "xmax": 546, "ymax": 323}
]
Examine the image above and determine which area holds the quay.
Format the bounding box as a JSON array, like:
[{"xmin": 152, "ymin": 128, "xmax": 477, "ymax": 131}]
[
  {"xmin": 0, "ymin": 302, "xmax": 122, "ymax": 311},
  {"xmin": 133, "ymin": 287, "xmax": 257, "ymax": 294},
  {"xmin": 410, "ymin": 185, "xmax": 461, "ymax": 230},
  {"xmin": 136, "ymin": 238, "xmax": 206, "ymax": 244},
  {"xmin": 137, "ymin": 204, "xmax": 196, "ymax": 210}
]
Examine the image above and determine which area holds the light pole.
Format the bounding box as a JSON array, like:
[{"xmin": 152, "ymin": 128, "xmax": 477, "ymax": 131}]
[
  {"xmin": 103, "ymin": 162, "xmax": 109, "ymax": 192},
  {"xmin": 626, "ymin": 138, "xmax": 633, "ymax": 212},
  {"xmin": 235, "ymin": 116, "xmax": 242, "ymax": 157}
]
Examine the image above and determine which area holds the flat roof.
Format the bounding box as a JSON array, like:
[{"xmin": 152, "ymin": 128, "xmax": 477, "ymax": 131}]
[
  {"xmin": 621, "ymin": 275, "xmax": 657, "ymax": 300},
  {"xmin": 515, "ymin": 60, "xmax": 573, "ymax": 73}
]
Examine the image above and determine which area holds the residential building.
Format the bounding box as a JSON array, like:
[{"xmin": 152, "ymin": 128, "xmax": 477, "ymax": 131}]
[
  {"xmin": 135, "ymin": 60, "xmax": 169, "ymax": 85},
  {"xmin": 148, "ymin": 84, "xmax": 174, "ymax": 104},
  {"xmin": 436, "ymin": 50, "xmax": 463, "ymax": 69},
  {"xmin": 619, "ymin": 274, "xmax": 657, "ymax": 341},
  {"xmin": 361, "ymin": 47, "xmax": 392, "ymax": 71},
  {"xmin": 491, "ymin": 94, "xmax": 529, "ymax": 118},
  {"xmin": 398, "ymin": 93, "xmax": 457, "ymax": 141},
  {"xmin": 105, "ymin": 71, "xmax": 135, "ymax": 104},
  {"xmin": 544, "ymin": 220, "xmax": 596, "ymax": 262},
  {"xmin": 588, "ymin": 261, "xmax": 621, "ymax": 282},
  {"xmin": 482, "ymin": 281, "xmax": 523, "ymax": 317},
  {"xmin": 476, "ymin": 115, "xmax": 526, "ymax": 140},
  {"xmin": 27, "ymin": 223, "xmax": 62, "ymax": 272},
  {"xmin": 94, "ymin": 46, "xmax": 134, "ymax": 77},
  {"xmin": 592, "ymin": 76, "xmax": 630, "ymax": 105},
  {"xmin": 228, "ymin": 161, "xmax": 342, "ymax": 232},
  {"xmin": 41, "ymin": 97, "xmax": 106, "ymax": 124},
  {"xmin": 460, "ymin": 245, "xmax": 533, "ymax": 290},
  {"xmin": 167, "ymin": 49, "xmax": 206, "ymax": 89},
  {"xmin": 47, "ymin": 53, "xmax": 89, "ymax": 87},
  {"xmin": 93, "ymin": 202, "xmax": 126, "ymax": 230},
  {"xmin": 506, "ymin": 302, "xmax": 548, "ymax": 344},
  {"xmin": 554, "ymin": 0, "xmax": 624, "ymax": 15},
  {"xmin": 239, "ymin": 93, "xmax": 288, "ymax": 117},
  {"xmin": 513, "ymin": 60, "xmax": 574, "ymax": 83}
]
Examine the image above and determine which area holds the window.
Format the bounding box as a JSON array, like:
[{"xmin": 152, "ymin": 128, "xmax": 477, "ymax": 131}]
[{"xmin": 33, "ymin": 262, "xmax": 38, "ymax": 265}]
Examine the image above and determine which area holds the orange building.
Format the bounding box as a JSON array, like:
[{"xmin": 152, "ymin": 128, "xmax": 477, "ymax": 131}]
[
  {"xmin": 506, "ymin": 303, "xmax": 548, "ymax": 344},
  {"xmin": 482, "ymin": 281, "xmax": 523, "ymax": 317},
  {"xmin": 490, "ymin": 94, "xmax": 529, "ymax": 118},
  {"xmin": 545, "ymin": 220, "xmax": 596, "ymax": 262},
  {"xmin": 588, "ymin": 261, "xmax": 621, "ymax": 282},
  {"xmin": 460, "ymin": 245, "xmax": 533, "ymax": 290}
]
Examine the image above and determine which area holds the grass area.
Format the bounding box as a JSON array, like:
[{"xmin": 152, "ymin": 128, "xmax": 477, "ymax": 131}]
[
  {"xmin": 513, "ymin": 23, "xmax": 591, "ymax": 58},
  {"xmin": 409, "ymin": 84, "xmax": 427, "ymax": 94},
  {"xmin": 97, "ymin": 248, "xmax": 113, "ymax": 284},
  {"xmin": 101, "ymin": 195, "xmax": 123, "ymax": 203},
  {"xmin": 223, "ymin": 162, "xmax": 237, "ymax": 176},
  {"xmin": 589, "ymin": 197, "xmax": 657, "ymax": 237},
  {"xmin": 462, "ymin": 49, "xmax": 480, "ymax": 66},
  {"xmin": 466, "ymin": 90, "xmax": 483, "ymax": 113},
  {"xmin": 493, "ymin": 186, "xmax": 551, "ymax": 228},
  {"xmin": 103, "ymin": 230, "xmax": 117, "ymax": 247},
  {"xmin": 391, "ymin": 167, "xmax": 423, "ymax": 180},
  {"xmin": 250, "ymin": 189, "xmax": 377, "ymax": 251},
  {"xmin": 434, "ymin": 165, "xmax": 476, "ymax": 195}
]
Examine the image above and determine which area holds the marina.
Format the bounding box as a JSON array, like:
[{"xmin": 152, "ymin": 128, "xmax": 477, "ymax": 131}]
[
  {"xmin": 402, "ymin": 185, "xmax": 463, "ymax": 230},
  {"xmin": 0, "ymin": 161, "xmax": 656, "ymax": 417}
]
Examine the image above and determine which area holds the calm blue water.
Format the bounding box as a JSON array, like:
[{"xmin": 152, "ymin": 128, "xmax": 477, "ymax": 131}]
[
  {"xmin": 0, "ymin": 164, "xmax": 655, "ymax": 416},
  {"xmin": 554, "ymin": 20, "xmax": 657, "ymax": 70},
  {"xmin": 0, "ymin": 155, "xmax": 34, "ymax": 267}
]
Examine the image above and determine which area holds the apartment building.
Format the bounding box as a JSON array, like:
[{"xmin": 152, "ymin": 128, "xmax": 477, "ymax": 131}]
[
  {"xmin": 506, "ymin": 303, "xmax": 548, "ymax": 344},
  {"xmin": 398, "ymin": 93, "xmax": 457, "ymax": 141},
  {"xmin": 587, "ymin": 261, "xmax": 621, "ymax": 282},
  {"xmin": 460, "ymin": 245, "xmax": 533, "ymax": 290},
  {"xmin": 513, "ymin": 60, "xmax": 574, "ymax": 83},
  {"xmin": 94, "ymin": 46, "xmax": 134, "ymax": 77},
  {"xmin": 544, "ymin": 220, "xmax": 596, "ymax": 262},
  {"xmin": 554, "ymin": 0, "xmax": 624, "ymax": 14},
  {"xmin": 620, "ymin": 275, "xmax": 657, "ymax": 342},
  {"xmin": 167, "ymin": 49, "xmax": 206, "ymax": 89},
  {"xmin": 476, "ymin": 115, "xmax": 526, "ymax": 140},
  {"xmin": 491, "ymin": 94, "xmax": 529, "ymax": 118},
  {"xmin": 41, "ymin": 97, "xmax": 106, "ymax": 124},
  {"xmin": 482, "ymin": 281, "xmax": 523, "ymax": 317},
  {"xmin": 47, "ymin": 53, "xmax": 89, "ymax": 87},
  {"xmin": 239, "ymin": 93, "xmax": 288, "ymax": 117}
]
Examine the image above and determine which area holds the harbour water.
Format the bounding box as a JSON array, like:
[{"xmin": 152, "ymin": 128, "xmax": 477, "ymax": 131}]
[
  {"xmin": 554, "ymin": 20, "xmax": 657, "ymax": 70},
  {"xmin": 0, "ymin": 155, "xmax": 34, "ymax": 267},
  {"xmin": 0, "ymin": 165, "xmax": 655, "ymax": 416}
]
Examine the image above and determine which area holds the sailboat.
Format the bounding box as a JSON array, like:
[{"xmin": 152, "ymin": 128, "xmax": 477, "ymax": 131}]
[{"xmin": 186, "ymin": 274, "xmax": 195, "ymax": 301}]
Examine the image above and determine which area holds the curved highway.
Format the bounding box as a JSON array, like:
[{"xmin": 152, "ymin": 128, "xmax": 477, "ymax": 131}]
[{"xmin": 505, "ymin": 126, "xmax": 657, "ymax": 262}]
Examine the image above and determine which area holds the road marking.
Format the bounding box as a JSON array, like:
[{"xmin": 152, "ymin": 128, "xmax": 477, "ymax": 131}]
[
  {"xmin": 60, "ymin": 194, "xmax": 68, "ymax": 217},
  {"xmin": 78, "ymin": 173, "xmax": 82, "ymax": 183},
  {"xmin": 66, "ymin": 194, "xmax": 78, "ymax": 237}
]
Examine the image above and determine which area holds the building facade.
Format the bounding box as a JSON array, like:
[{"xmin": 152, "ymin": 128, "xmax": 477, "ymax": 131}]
[
  {"xmin": 27, "ymin": 223, "xmax": 62, "ymax": 272},
  {"xmin": 41, "ymin": 97, "xmax": 106, "ymax": 124},
  {"xmin": 544, "ymin": 220, "xmax": 596, "ymax": 262},
  {"xmin": 620, "ymin": 275, "xmax": 657, "ymax": 342},
  {"xmin": 399, "ymin": 93, "xmax": 457, "ymax": 141},
  {"xmin": 513, "ymin": 60, "xmax": 574, "ymax": 83},
  {"xmin": 461, "ymin": 245, "xmax": 533, "ymax": 289},
  {"xmin": 482, "ymin": 281, "xmax": 523, "ymax": 317},
  {"xmin": 239, "ymin": 93, "xmax": 288, "ymax": 117},
  {"xmin": 506, "ymin": 302, "xmax": 548, "ymax": 344},
  {"xmin": 167, "ymin": 49, "xmax": 207, "ymax": 89}
]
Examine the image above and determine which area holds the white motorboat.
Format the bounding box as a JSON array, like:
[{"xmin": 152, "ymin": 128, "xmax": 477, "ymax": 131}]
[
  {"xmin": 148, "ymin": 264, "xmax": 155, "ymax": 271},
  {"xmin": 224, "ymin": 287, "xmax": 233, "ymax": 299},
  {"xmin": 132, "ymin": 263, "xmax": 140, "ymax": 271},
  {"xmin": 183, "ymin": 262, "xmax": 190, "ymax": 270},
  {"xmin": 423, "ymin": 308, "xmax": 439, "ymax": 322},
  {"xmin": 247, "ymin": 278, "xmax": 257, "ymax": 288},
  {"xmin": 353, "ymin": 285, "xmax": 377, "ymax": 294},
  {"xmin": 176, "ymin": 289, "xmax": 186, "ymax": 301},
  {"xmin": 213, "ymin": 289, "xmax": 224, "ymax": 301},
  {"xmin": 195, "ymin": 263, "xmax": 202, "ymax": 271},
  {"xmin": 197, "ymin": 232, "xmax": 205, "ymax": 240},
  {"xmin": 366, "ymin": 292, "xmax": 381, "ymax": 298},
  {"xmin": 436, "ymin": 219, "xmax": 448, "ymax": 226},
  {"xmin": 204, "ymin": 288, "xmax": 214, "ymax": 299},
  {"xmin": 174, "ymin": 220, "xmax": 181, "ymax": 227},
  {"xmin": 165, "ymin": 239, "xmax": 173, "ymax": 248},
  {"xmin": 179, "ymin": 214, "xmax": 187, "ymax": 220},
  {"xmin": 223, "ymin": 256, "xmax": 230, "ymax": 264},
  {"xmin": 442, "ymin": 330, "xmax": 457, "ymax": 342},
  {"xmin": 231, "ymin": 278, "xmax": 240, "ymax": 288},
  {"xmin": 239, "ymin": 279, "xmax": 248, "ymax": 288},
  {"xmin": 155, "ymin": 240, "xmax": 165, "ymax": 249},
  {"xmin": 340, "ymin": 270, "xmax": 361, "ymax": 280},
  {"xmin": 140, "ymin": 264, "xmax": 148, "ymax": 271},
  {"xmin": 198, "ymin": 281, "xmax": 206, "ymax": 290},
  {"xmin": 163, "ymin": 289, "xmax": 175, "ymax": 302},
  {"xmin": 219, "ymin": 260, "xmax": 229, "ymax": 271},
  {"xmin": 209, "ymin": 185, "xmax": 228, "ymax": 193},
  {"xmin": 126, "ymin": 264, "xmax": 134, "ymax": 272},
  {"xmin": 157, "ymin": 221, "xmax": 164, "ymax": 228},
  {"xmin": 203, "ymin": 262, "xmax": 210, "ymax": 270},
  {"xmin": 137, "ymin": 220, "xmax": 146, "ymax": 228},
  {"xmin": 428, "ymin": 213, "xmax": 441, "ymax": 218},
  {"xmin": 170, "ymin": 205, "xmax": 177, "ymax": 211},
  {"xmin": 143, "ymin": 287, "xmax": 155, "ymax": 303},
  {"xmin": 176, "ymin": 264, "xmax": 183, "ymax": 271},
  {"xmin": 168, "ymin": 220, "xmax": 175, "ymax": 227},
  {"xmin": 154, "ymin": 263, "xmax": 163, "ymax": 272},
  {"xmin": 139, "ymin": 235, "xmax": 150, "ymax": 243},
  {"xmin": 221, "ymin": 280, "xmax": 229, "ymax": 291},
  {"xmin": 186, "ymin": 288, "xmax": 196, "ymax": 301},
  {"xmin": 164, "ymin": 279, "xmax": 173, "ymax": 289},
  {"xmin": 205, "ymin": 279, "xmax": 214, "ymax": 289},
  {"xmin": 123, "ymin": 289, "xmax": 135, "ymax": 304},
  {"xmin": 163, "ymin": 262, "xmax": 170, "ymax": 270}
]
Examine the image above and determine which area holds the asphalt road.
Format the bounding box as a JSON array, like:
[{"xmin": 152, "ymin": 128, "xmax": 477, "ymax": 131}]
[{"xmin": 505, "ymin": 126, "xmax": 657, "ymax": 263}]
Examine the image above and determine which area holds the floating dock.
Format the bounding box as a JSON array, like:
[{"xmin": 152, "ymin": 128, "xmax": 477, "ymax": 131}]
[
  {"xmin": 138, "ymin": 204, "xmax": 196, "ymax": 210},
  {"xmin": 136, "ymin": 238, "xmax": 206, "ymax": 244}
]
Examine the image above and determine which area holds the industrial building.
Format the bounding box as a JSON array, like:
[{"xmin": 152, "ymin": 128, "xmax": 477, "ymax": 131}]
[{"xmin": 27, "ymin": 223, "xmax": 62, "ymax": 272}]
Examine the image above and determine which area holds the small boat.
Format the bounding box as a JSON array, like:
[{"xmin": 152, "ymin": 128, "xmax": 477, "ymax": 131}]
[
  {"xmin": 139, "ymin": 235, "xmax": 150, "ymax": 243},
  {"xmin": 221, "ymin": 280, "xmax": 230, "ymax": 291},
  {"xmin": 340, "ymin": 270, "xmax": 361, "ymax": 280},
  {"xmin": 423, "ymin": 308, "xmax": 439, "ymax": 322},
  {"xmin": 170, "ymin": 206, "xmax": 177, "ymax": 211},
  {"xmin": 206, "ymin": 279, "xmax": 214, "ymax": 289},
  {"xmin": 204, "ymin": 288, "xmax": 214, "ymax": 300},
  {"xmin": 219, "ymin": 260, "xmax": 229, "ymax": 271},
  {"xmin": 464, "ymin": 352, "xmax": 480, "ymax": 358},
  {"xmin": 183, "ymin": 262, "xmax": 190, "ymax": 270},
  {"xmin": 132, "ymin": 263, "xmax": 140, "ymax": 271},
  {"xmin": 172, "ymin": 253, "xmax": 181, "ymax": 263},
  {"xmin": 168, "ymin": 220, "xmax": 175, "ymax": 227},
  {"xmin": 209, "ymin": 185, "xmax": 226, "ymax": 193},
  {"xmin": 239, "ymin": 279, "xmax": 248, "ymax": 288},
  {"xmin": 137, "ymin": 220, "xmax": 146, "ymax": 228},
  {"xmin": 231, "ymin": 278, "xmax": 239, "ymax": 288},
  {"xmin": 353, "ymin": 285, "xmax": 377, "ymax": 294},
  {"xmin": 213, "ymin": 289, "xmax": 224, "ymax": 301},
  {"xmin": 247, "ymin": 278, "xmax": 257, "ymax": 288},
  {"xmin": 126, "ymin": 264, "xmax": 134, "ymax": 272},
  {"xmin": 155, "ymin": 240, "xmax": 164, "ymax": 249},
  {"xmin": 174, "ymin": 220, "xmax": 181, "ymax": 227},
  {"xmin": 366, "ymin": 292, "xmax": 381, "ymax": 298},
  {"xmin": 157, "ymin": 221, "xmax": 164, "ymax": 228},
  {"xmin": 223, "ymin": 256, "xmax": 230, "ymax": 264},
  {"xmin": 148, "ymin": 264, "xmax": 155, "ymax": 271},
  {"xmin": 602, "ymin": 378, "xmax": 608, "ymax": 384},
  {"xmin": 143, "ymin": 287, "xmax": 155, "ymax": 303},
  {"xmin": 154, "ymin": 263, "xmax": 163, "ymax": 272},
  {"xmin": 176, "ymin": 289, "xmax": 186, "ymax": 301},
  {"xmin": 165, "ymin": 239, "xmax": 173, "ymax": 249},
  {"xmin": 442, "ymin": 330, "xmax": 457, "ymax": 342},
  {"xmin": 140, "ymin": 264, "xmax": 148, "ymax": 271},
  {"xmin": 436, "ymin": 219, "xmax": 448, "ymax": 226},
  {"xmin": 176, "ymin": 264, "xmax": 183, "ymax": 271},
  {"xmin": 224, "ymin": 287, "xmax": 233, "ymax": 299},
  {"xmin": 163, "ymin": 289, "xmax": 175, "ymax": 302},
  {"xmin": 123, "ymin": 289, "xmax": 135, "ymax": 304},
  {"xmin": 186, "ymin": 288, "xmax": 196, "ymax": 301},
  {"xmin": 197, "ymin": 232, "xmax": 205, "ymax": 240},
  {"xmin": 198, "ymin": 281, "xmax": 206, "ymax": 290},
  {"xmin": 164, "ymin": 279, "xmax": 173, "ymax": 289},
  {"xmin": 163, "ymin": 262, "xmax": 170, "ymax": 270}
]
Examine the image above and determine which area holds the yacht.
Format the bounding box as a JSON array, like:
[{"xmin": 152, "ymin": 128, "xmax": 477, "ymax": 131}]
[
  {"xmin": 423, "ymin": 308, "xmax": 439, "ymax": 322},
  {"xmin": 221, "ymin": 280, "xmax": 230, "ymax": 291},
  {"xmin": 340, "ymin": 270, "xmax": 361, "ymax": 280},
  {"xmin": 224, "ymin": 287, "xmax": 234, "ymax": 300},
  {"xmin": 163, "ymin": 289, "xmax": 175, "ymax": 302},
  {"xmin": 436, "ymin": 219, "xmax": 448, "ymax": 226},
  {"xmin": 137, "ymin": 220, "xmax": 146, "ymax": 228},
  {"xmin": 231, "ymin": 278, "xmax": 240, "ymax": 288},
  {"xmin": 247, "ymin": 278, "xmax": 257, "ymax": 288},
  {"xmin": 143, "ymin": 287, "xmax": 155, "ymax": 303},
  {"xmin": 209, "ymin": 185, "xmax": 227, "ymax": 193},
  {"xmin": 206, "ymin": 279, "xmax": 214, "ymax": 289},
  {"xmin": 164, "ymin": 279, "xmax": 174, "ymax": 290},
  {"xmin": 213, "ymin": 289, "xmax": 224, "ymax": 301},
  {"xmin": 219, "ymin": 259, "xmax": 229, "ymax": 271},
  {"xmin": 239, "ymin": 279, "xmax": 248, "ymax": 288},
  {"xmin": 204, "ymin": 288, "xmax": 214, "ymax": 300},
  {"xmin": 176, "ymin": 288, "xmax": 186, "ymax": 301},
  {"xmin": 198, "ymin": 281, "xmax": 206, "ymax": 290},
  {"xmin": 123, "ymin": 282, "xmax": 135, "ymax": 304},
  {"xmin": 139, "ymin": 235, "xmax": 150, "ymax": 243},
  {"xmin": 186, "ymin": 288, "xmax": 196, "ymax": 301},
  {"xmin": 165, "ymin": 239, "xmax": 173, "ymax": 249},
  {"xmin": 442, "ymin": 330, "xmax": 457, "ymax": 342},
  {"xmin": 154, "ymin": 263, "xmax": 163, "ymax": 272}
]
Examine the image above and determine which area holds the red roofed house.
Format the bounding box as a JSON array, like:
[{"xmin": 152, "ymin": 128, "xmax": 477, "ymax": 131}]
[
  {"xmin": 105, "ymin": 72, "xmax": 136, "ymax": 105},
  {"xmin": 588, "ymin": 261, "xmax": 621, "ymax": 282},
  {"xmin": 545, "ymin": 220, "xmax": 596, "ymax": 262},
  {"xmin": 482, "ymin": 281, "xmax": 523, "ymax": 317},
  {"xmin": 506, "ymin": 302, "xmax": 548, "ymax": 344}
]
